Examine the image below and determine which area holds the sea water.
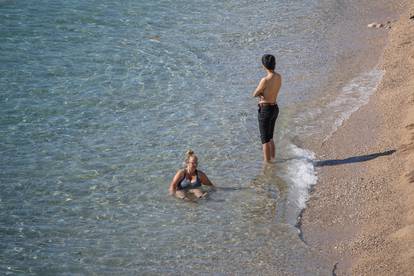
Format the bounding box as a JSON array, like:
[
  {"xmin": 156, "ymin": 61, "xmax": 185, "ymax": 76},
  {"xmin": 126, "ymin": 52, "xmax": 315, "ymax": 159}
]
[{"xmin": 0, "ymin": 0, "xmax": 397, "ymax": 274}]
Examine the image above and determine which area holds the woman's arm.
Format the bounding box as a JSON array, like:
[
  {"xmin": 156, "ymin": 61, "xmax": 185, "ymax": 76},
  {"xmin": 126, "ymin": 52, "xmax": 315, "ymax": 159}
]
[
  {"xmin": 169, "ymin": 170, "xmax": 184, "ymax": 195},
  {"xmin": 199, "ymin": 171, "xmax": 215, "ymax": 188},
  {"xmin": 252, "ymin": 78, "xmax": 266, "ymax": 97}
]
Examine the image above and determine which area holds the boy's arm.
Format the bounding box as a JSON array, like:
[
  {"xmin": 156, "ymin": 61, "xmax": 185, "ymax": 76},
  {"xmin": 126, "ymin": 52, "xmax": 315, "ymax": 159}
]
[{"xmin": 252, "ymin": 78, "xmax": 266, "ymax": 97}]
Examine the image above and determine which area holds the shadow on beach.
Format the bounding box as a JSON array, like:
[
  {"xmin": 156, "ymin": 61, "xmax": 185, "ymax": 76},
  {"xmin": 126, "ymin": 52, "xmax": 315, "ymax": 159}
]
[{"xmin": 314, "ymin": 149, "xmax": 396, "ymax": 167}]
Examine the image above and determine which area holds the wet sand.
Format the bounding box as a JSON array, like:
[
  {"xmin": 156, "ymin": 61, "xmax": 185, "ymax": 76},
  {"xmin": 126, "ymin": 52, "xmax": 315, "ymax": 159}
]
[{"xmin": 301, "ymin": 2, "xmax": 414, "ymax": 275}]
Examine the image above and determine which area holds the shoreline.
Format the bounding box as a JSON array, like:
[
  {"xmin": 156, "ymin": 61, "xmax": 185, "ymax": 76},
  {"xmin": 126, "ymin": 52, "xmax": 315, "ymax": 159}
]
[{"xmin": 301, "ymin": 1, "xmax": 414, "ymax": 274}]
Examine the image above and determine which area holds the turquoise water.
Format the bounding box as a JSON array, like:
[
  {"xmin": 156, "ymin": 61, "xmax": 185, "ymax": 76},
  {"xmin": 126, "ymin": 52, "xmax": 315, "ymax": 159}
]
[{"xmin": 0, "ymin": 0, "xmax": 395, "ymax": 274}]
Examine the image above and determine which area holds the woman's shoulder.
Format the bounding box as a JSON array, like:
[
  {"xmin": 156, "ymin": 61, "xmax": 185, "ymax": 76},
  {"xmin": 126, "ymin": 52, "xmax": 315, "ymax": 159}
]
[
  {"xmin": 196, "ymin": 170, "xmax": 206, "ymax": 176},
  {"xmin": 176, "ymin": 169, "xmax": 186, "ymax": 177}
]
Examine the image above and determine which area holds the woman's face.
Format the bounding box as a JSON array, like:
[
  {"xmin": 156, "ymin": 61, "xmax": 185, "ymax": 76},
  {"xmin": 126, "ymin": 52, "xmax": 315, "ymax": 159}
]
[{"xmin": 186, "ymin": 156, "xmax": 198, "ymax": 173}]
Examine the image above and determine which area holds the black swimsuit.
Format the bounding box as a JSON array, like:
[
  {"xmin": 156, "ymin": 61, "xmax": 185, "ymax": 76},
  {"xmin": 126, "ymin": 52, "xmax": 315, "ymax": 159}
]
[{"xmin": 177, "ymin": 170, "xmax": 202, "ymax": 190}]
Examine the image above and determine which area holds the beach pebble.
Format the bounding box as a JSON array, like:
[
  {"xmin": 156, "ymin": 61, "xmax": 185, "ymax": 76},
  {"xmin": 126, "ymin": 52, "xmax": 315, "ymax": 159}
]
[
  {"xmin": 148, "ymin": 35, "xmax": 161, "ymax": 42},
  {"xmin": 385, "ymin": 21, "xmax": 392, "ymax": 29},
  {"xmin": 367, "ymin": 22, "xmax": 384, "ymax": 28}
]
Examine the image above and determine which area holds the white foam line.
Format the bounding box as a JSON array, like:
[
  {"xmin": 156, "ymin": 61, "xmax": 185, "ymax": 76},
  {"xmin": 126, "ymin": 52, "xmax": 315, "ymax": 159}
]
[
  {"xmin": 281, "ymin": 144, "xmax": 317, "ymax": 211},
  {"xmin": 277, "ymin": 68, "xmax": 384, "ymax": 226},
  {"xmin": 323, "ymin": 68, "xmax": 384, "ymax": 142}
]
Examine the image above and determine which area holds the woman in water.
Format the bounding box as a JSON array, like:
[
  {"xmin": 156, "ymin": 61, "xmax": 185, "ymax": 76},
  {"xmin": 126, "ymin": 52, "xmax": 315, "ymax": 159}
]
[{"xmin": 169, "ymin": 150, "xmax": 215, "ymax": 199}]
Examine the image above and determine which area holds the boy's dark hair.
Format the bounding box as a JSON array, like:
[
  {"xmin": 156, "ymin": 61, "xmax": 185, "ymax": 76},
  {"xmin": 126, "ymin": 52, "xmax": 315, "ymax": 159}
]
[{"xmin": 262, "ymin": 54, "xmax": 275, "ymax": 70}]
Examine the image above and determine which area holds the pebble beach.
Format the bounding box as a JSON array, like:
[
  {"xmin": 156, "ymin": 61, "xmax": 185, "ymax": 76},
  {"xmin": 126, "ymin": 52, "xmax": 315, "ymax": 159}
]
[{"xmin": 301, "ymin": 1, "xmax": 414, "ymax": 274}]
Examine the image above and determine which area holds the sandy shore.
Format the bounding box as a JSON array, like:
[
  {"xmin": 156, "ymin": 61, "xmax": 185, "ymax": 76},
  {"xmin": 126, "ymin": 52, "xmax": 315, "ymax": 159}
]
[{"xmin": 301, "ymin": 2, "xmax": 414, "ymax": 275}]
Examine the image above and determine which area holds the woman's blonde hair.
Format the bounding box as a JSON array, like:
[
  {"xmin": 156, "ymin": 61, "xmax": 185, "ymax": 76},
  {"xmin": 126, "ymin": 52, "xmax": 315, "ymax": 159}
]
[{"xmin": 184, "ymin": 149, "xmax": 198, "ymax": 167}]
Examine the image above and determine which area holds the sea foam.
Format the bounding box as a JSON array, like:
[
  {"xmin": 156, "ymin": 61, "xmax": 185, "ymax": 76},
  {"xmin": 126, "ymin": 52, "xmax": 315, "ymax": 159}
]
[
  {"xmin": 324, "ymin": 68, "xmax": 384, "ymax": 141},
  {"xmin": 278, "ymin": 143, "xmax": 317, "ymax": 224}
]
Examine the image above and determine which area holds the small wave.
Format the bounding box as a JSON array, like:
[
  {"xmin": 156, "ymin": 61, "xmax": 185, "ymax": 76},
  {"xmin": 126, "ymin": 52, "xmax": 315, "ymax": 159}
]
[
  {"xmin": 278, "ymin": 143, "xmax": 317, "ymax": 224},
  {"xmin": 285, "ymin": 144, "xmax": 317, "ymax": 209},
  {"xmin": 323, "ymin": 68, "xmax": 384, "ymax": 142}
]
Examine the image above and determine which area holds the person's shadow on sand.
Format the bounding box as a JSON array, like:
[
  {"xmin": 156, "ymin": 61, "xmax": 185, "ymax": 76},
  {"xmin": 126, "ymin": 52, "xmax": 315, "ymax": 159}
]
[{"xmin": 314, "ymin": 149, "xmax": 396, "ymax": 167}]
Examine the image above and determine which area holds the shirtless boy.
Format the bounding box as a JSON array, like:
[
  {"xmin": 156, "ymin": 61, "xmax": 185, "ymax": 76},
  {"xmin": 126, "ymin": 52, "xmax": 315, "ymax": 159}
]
[{"xmin": 252, "ymin": 54, "xmax": 282, "ymax": 163}]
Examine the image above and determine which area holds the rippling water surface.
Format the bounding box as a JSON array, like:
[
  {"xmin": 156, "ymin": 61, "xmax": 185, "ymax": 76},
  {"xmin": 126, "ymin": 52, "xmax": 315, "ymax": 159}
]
[{"xmin": 0, "ymin": 0, "xmax": 395, "ymax": 274}]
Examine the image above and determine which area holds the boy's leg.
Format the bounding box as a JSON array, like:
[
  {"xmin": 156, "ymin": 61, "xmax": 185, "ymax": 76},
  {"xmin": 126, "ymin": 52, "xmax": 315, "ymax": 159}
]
[
  {"xmin": 262, "ymin": 142, "xmax": 272, "ymax": 162},
  {"xmin": 270, "ymin": 139, "xmax": 275, "ymax": 160}
]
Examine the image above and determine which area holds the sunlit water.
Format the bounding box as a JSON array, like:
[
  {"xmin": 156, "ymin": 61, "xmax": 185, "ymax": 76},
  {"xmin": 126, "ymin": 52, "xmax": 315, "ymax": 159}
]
[{"xmin": 0, "ymin": 0, "xmax": 395, "ymax": 274}]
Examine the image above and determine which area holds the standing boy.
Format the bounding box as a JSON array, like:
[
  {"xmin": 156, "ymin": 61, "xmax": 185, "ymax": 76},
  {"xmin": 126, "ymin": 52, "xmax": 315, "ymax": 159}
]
[{"xmin": 252, "ymin": 54, "xmax": 281, "ymax": 163}]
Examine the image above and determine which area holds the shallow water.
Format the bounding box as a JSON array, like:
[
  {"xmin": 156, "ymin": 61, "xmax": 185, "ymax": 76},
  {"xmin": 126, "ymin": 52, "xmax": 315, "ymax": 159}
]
[{"xmin": 0, "ymin": 0, "xmax": 396, "ymax": 274}]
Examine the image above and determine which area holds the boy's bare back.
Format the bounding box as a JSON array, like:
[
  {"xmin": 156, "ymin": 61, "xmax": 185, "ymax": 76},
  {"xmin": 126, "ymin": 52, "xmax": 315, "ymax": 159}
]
[{"xmin": 259, "ymin": 72, "xmax": 281, "ymax": 104}]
